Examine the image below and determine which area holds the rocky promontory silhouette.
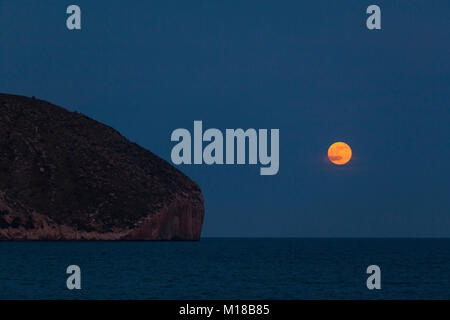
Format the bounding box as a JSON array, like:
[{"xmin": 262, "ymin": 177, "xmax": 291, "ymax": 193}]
[{"xmin": 0, "ymin": 94, "xmax": 204, "ymax": 240}]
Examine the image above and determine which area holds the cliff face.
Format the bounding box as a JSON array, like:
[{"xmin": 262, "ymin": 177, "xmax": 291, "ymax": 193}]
[{"xmin": 0, "ymin": 94, "xmax": 204, "ymax": 240}]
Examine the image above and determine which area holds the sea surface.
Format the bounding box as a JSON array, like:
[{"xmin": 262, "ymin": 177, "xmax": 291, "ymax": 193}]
[{"xmin": 0, "ymin": 238, "xmax": 449, "ymax": 299}]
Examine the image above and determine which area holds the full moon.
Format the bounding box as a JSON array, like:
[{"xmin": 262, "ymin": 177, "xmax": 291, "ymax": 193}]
[{"xmin": 328, "ymin": 142, "xmax": 352, "ymax": 165}]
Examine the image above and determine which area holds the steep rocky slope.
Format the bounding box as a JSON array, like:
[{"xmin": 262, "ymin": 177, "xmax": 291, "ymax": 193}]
[{"xmin": 0, "ymin": 94, "xmax": 204, "ymax": 240}]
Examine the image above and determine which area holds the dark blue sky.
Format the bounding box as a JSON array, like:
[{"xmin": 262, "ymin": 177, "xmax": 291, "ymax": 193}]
[{"xmin": 1, "ymin": 1, "xmax": 449, "ymax": 237}]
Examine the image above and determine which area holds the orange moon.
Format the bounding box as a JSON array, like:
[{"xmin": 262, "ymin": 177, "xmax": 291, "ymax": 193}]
[{"xmin": 328, "ymin": 142, "xmax": 352, "ymax": 165}]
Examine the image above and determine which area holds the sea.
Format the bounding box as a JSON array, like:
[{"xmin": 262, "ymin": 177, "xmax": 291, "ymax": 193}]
[{"xmin": 0, "ymin": 238, "xmax": 448, "ymax": 300}]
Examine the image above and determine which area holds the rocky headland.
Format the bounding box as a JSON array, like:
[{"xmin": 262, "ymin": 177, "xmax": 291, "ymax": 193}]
[{"xmin": 0, "ymin": 94, "xmax": 204, "ymax": 240}]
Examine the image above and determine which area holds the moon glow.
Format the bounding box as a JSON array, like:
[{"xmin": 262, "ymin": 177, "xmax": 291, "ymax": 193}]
[{"xmin": 328, "ymin": 142, "xmax": 352, "ymax": 165}]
